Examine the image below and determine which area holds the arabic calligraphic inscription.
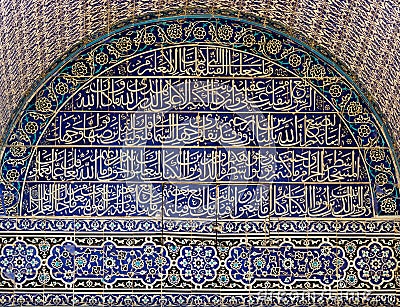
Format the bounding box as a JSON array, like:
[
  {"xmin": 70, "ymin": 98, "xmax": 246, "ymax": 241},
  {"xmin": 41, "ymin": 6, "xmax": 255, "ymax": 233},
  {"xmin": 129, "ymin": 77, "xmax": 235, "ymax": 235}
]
[{"xmin": 0, "ymin": 16, "xmax": 399, "ymax": 306}]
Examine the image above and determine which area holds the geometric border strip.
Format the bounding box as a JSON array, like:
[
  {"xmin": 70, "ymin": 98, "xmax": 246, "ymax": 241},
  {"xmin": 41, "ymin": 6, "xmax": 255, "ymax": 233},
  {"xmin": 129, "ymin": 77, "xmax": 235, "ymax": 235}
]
[{"xmin": 0, "ymin": 218, "xmax": 399, "ymax": 234}]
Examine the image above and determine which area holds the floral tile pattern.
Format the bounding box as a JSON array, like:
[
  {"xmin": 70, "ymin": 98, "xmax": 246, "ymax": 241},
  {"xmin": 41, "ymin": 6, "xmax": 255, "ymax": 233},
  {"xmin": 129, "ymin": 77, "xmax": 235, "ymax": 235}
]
[{"xmin": 0, "ymin": 16, "xmax": 398, "ymax": 306}]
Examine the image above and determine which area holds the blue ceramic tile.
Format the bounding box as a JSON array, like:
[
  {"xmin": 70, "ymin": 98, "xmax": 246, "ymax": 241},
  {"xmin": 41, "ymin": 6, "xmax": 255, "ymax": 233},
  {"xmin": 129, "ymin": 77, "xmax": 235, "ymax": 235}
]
[{"xmin": 0, "ymin": 15, "xmax": 398, "ymax": 305}]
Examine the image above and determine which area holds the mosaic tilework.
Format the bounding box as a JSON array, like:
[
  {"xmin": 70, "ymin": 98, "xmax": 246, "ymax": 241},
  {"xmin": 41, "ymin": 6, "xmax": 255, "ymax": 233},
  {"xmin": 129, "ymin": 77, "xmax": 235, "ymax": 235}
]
[
  {"xmin": 0, "ymin": 16, "xmax": 399, "ymax": 306},
  {"xmin": 0, "ymin": 1, "xmax": 399, "ymax": 159}
]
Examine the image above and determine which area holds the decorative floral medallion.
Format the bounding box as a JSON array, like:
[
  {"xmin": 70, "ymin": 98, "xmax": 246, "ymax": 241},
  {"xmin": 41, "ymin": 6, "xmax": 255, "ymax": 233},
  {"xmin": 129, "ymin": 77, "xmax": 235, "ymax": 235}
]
[
  {"xmin": 355, "ymin": 242, "xmax": 397, "ymax": 285},
  {"xmin": 0, "ymin": 241, "xmax": 41, "ymax": 284},
  {"xmin": 177, "ymin": 245, "xmax": 219, "ymax": 285}
]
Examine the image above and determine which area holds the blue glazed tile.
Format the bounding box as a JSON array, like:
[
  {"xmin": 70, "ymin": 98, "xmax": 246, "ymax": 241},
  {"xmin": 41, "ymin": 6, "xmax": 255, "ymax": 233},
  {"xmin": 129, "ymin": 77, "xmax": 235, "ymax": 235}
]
[{"xmin": 0, "ymin": 15, "xmax": 398, "ymax": 305}]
